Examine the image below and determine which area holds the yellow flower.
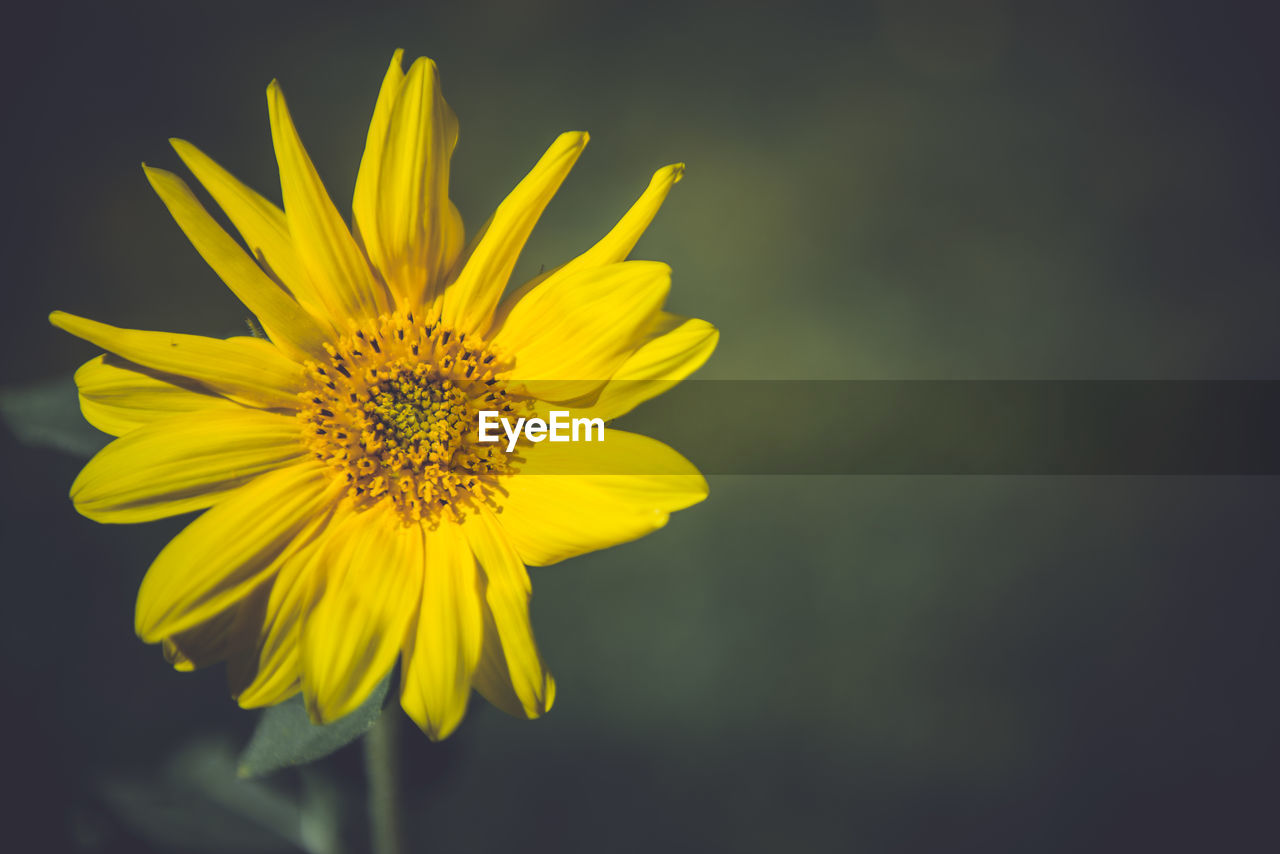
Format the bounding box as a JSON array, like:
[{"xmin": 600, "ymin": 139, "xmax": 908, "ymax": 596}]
[{"xmin": 50, "ymin": 52, "xmax": 716, "ymax": 739}]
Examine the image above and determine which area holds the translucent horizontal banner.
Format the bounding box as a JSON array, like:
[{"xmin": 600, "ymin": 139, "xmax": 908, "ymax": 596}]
[{"xmin": 523, "ymin": 380, "xmax": 1280, "ymax": 475}]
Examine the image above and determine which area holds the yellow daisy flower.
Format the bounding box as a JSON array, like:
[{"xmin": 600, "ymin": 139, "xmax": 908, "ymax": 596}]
[{"xmin": 50, "ymin": 51, "xmax": 716, "ymax": 740}]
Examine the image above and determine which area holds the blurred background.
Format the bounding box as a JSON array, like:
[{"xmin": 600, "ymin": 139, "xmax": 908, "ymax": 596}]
[{"xmin": 2, "ymin": 0, "xmax": 1278, "ymax": 851}]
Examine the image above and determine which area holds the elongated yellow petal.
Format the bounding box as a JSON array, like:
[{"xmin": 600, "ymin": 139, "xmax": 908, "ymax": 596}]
[
  {"xmin": 358, "ymin": 55, "xmax": 464, "ymax": 307},
  {"xmin": 301, "ymin": 505, "xmax": 424, "ymax": 723},
  {"xmin": 232, "ymin": 510, "xmax": 336, "ymax": 708},
  {"xmin": 232, "ymin": 579, "xmax": 311, "ymax": 706},
  {"xmin": 143, "ymin": 165, "xmax": 329, "ymax": 362},
  {"xmin": 491, "ymin": 261, "xmax": 670, "ymax": 402},
  {"xmin": 74, "ymin": 355, "xmax": 245, "ymax": 437},
  {"xmin": 491, "ymin": 164, "xmax": 685, "ymax": 326},
  {"xmin": 471, "ymin": 609, "xmax": 556, "ymax": 719},
  {"xmin": 50, "ymin": 312, "xmax": 304, "ymax": 410},
  {"xmin": 567, "ymin": 312, "xmax": 719, "ymax": 421},
  {"xmin": 498, "ymin": 430, "xmax": 708, "ymax": 566},
  {"xmin": 72, "ymin": 409, "xmax": 304, "ymax": 524},
  {"xmin": 352, "ymin": 49, "xmax": 405, "ymax": 293},
  {"xmin": 572, "ymin": 163, "xmax": 685, "ymax": 269},
  {"xmin": 439, "ymin": 132, "xmax": 588, "ymax": 335},
  {"xmin": 267, "ymin": 81, "xmax": 389, "ymax": 323},
  {"xmin": 136, "ymin": 461, "xmax": 337, "ymax": 642},
  {"xmin": 462, "ymin": 507, "xmax": 553, "ymax": 718},
  {"xmin": 169, "ymin": 139, "xmax": 331, "ymax": 324},
  {"xmin": 400, "ymin": 521, "xmax": 483, "ymax": 740}
]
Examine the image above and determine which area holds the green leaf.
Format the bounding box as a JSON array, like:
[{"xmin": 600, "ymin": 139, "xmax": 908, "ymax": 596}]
[
  {"xmin": 0, "ymin": 375, "xmax": 109, "ymax": 457},
  {"xmin": 238, "ymin": 672, "xmax": 393, "ymax": 779},
  {"xmin": 99, "ymin": 738, "xmax": 339, "ymax": 854}
]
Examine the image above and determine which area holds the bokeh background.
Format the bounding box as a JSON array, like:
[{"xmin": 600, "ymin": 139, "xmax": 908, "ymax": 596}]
[{"xmin": 3, "ymin": 1, "xmax": 1278, "ymax": 851}]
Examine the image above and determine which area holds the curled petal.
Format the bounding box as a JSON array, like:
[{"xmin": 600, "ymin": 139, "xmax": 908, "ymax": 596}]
[{"xmin": 355, "ymin": 54, "xmax": 464, "ymax": 306}]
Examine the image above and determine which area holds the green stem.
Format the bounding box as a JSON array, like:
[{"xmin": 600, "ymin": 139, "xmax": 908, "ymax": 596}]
[{"xmin": 363, "ymin": 708, "xmax": 404, "ymax": 854}]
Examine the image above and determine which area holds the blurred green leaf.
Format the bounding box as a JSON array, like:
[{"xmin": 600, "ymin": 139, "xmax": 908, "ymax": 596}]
[
  {"xmin": 238, "ymin": 673, "xmax": 392, "ymax": 779},
  {"xmin": 98, "ymin": 738, "xmax": 338, "ymax": 854},
  {"xmin": 0, "ymin": 375, "xmax": 108, "ymax": 457}
]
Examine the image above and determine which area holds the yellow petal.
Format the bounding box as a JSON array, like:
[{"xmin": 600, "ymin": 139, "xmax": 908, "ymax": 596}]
[
  {"xmin": 50, "ymin": 312, "xmax": 304, "ymax": 410},
  {"xmin": 162, "ymin": 605, "xmax": 239, "ymax": 672},
  {"xmin": 301, "ymin": 505, "xmax": 423, "ymax": 723},
  {"xmin": 357, "ymin": 55, "xmax": 464, "ymax": 307},
  {"xmin": 142, "ymin": 165, "xmax": 329, "ymax": 362},
  {"xmin": 352, "ymin": 50, "xmax": 405, "ymax": 294},
  {"xmin": 232, "ymin": 510, "xmax": 336, "ymax": 708},
  {"xmin": 462, "ymin": 507, "xmax": 553, "ymax": 718},
  {"xmin": 74, "ymin": 354, "xmax": 245, "ymax": 437},
  {"xmin": 135, "ymin": 461, "xmax": 337, "ymax": 642},
  {"xmin": 169, "ymin": 138, "xmax": 332, "ymax": 325},
  {"xmin": 498, "ymin": 429, "xmax": 707, "ymax": 566},
  {"xmin": 439, "ymin": 132, "xmax": 588, "ymax": 336},
  {"xmin": 566, "ymin": 312, "xmax": 719, "ymax": 421},
  {"xmin": 570, "ymin": 163, "xmax": 685, "ymax": 270},
  {"xmin": 72, "ymin": 408, "xmax": 304, "ymax": 524},
  {"xmin": 491, "ymin": 163, "xmax": 685, "ymax": 325},
  {"xmin": 399, "ymin": 521, "xmax": 483, "ymax": 740},
  {"xmin": 491, "ymin": 261, "xmax": 670, "ymax": 402},
  {"xmin": 166, "ymin": 579, "xmax": 281, "ymax": 688},
  {"xmin": 470, "ymin": 604, "xmax": 526, "ymax": 718},
  {"xmin": 268, "ymin": 80, "xmax": 390, "ymax": 324}
]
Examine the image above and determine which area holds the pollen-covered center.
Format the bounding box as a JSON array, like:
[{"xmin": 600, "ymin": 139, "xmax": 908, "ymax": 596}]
[{"xmin": 299, "ymin": 312, "xmax": 527, "ymax": 524}]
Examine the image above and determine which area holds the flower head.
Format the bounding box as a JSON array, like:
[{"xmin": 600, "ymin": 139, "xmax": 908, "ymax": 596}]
[{"xmin": 51, "ymin": 52, "xmax": 716, "ymax": 739}]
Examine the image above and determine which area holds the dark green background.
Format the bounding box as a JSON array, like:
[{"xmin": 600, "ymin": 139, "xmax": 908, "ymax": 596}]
[{"xmin": 3, "ymin": 1, "xmax": 1278, "ymax": 851}]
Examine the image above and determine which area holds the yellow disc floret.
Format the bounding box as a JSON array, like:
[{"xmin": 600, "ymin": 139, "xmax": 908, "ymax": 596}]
[{"xmin": 299, "ymin": 311, "xmax": 527, "ymax": 524}]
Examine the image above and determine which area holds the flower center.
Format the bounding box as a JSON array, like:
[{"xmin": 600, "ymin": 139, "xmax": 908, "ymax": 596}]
[{"xmin": 298, "ymin": 312, "xmax": 526, "ymax": 524}]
